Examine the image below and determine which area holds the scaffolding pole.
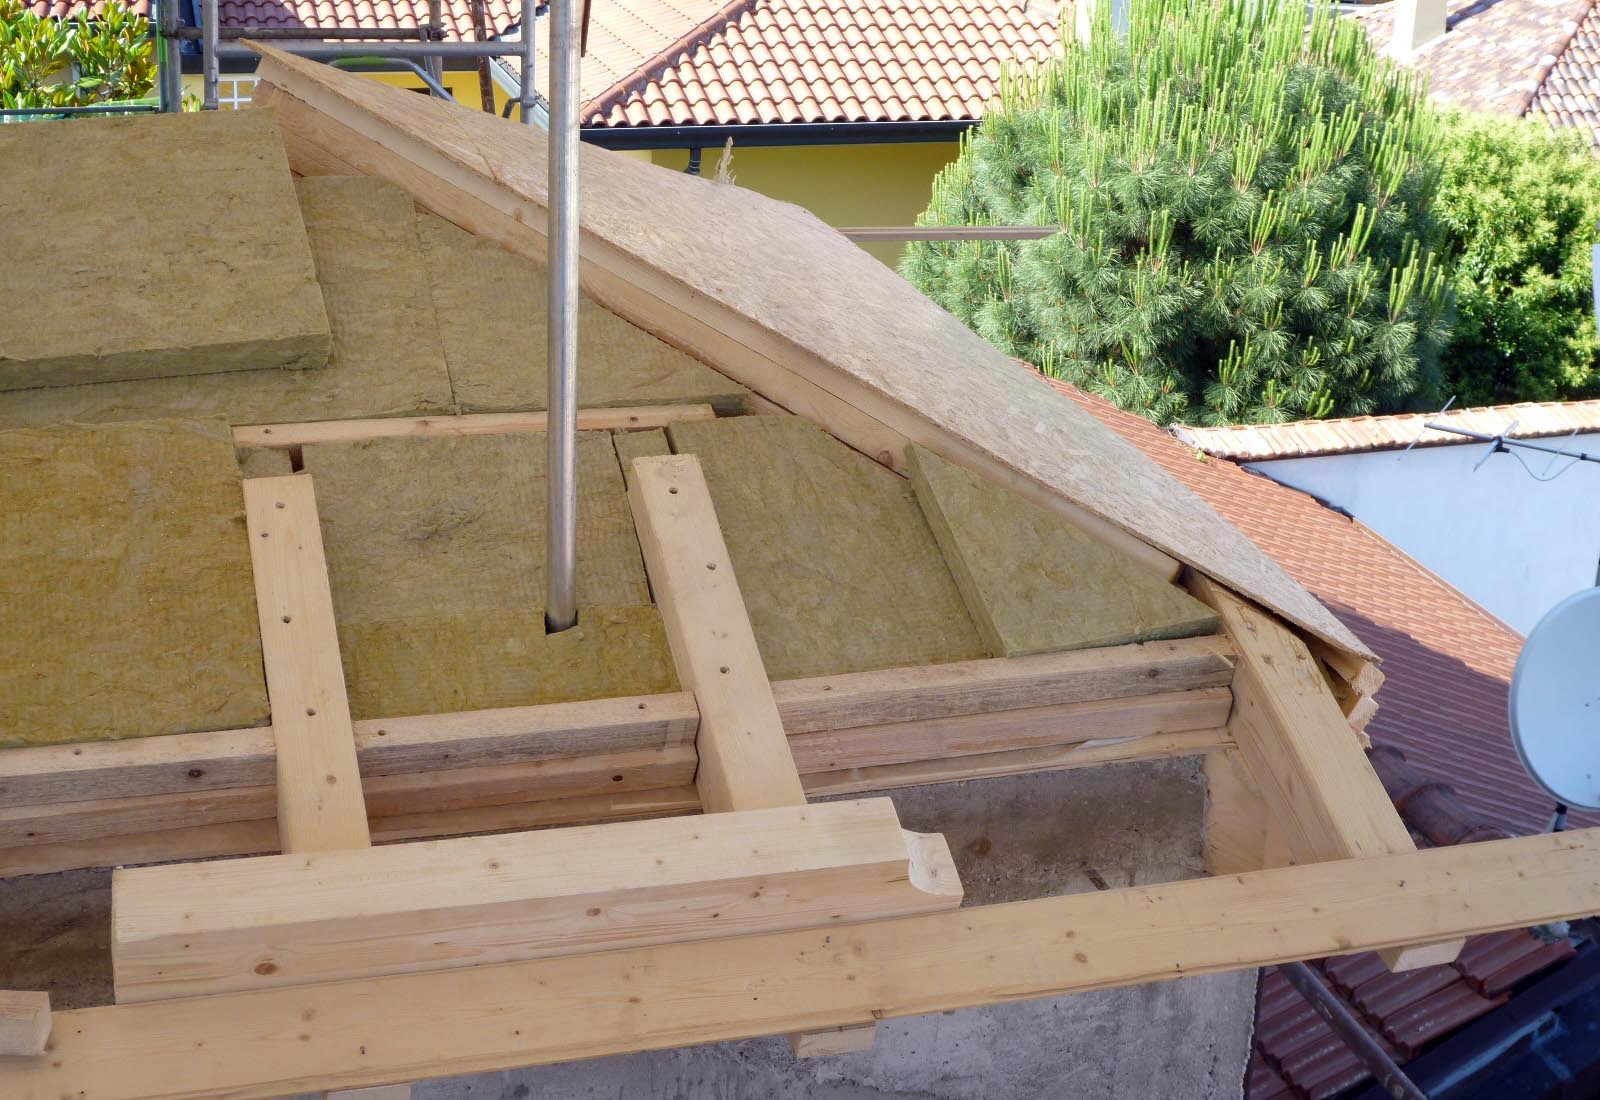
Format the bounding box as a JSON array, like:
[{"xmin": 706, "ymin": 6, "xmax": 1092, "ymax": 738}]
[
  {"xmin": 157, "ymin": 0, "xmax": 182, "ymax": 111},
  {"xmin": 545, "ymin": 0, "xmax": 580, "ymax": 633}
]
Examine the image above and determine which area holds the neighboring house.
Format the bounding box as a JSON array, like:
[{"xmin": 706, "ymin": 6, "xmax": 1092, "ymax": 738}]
[
  {"xmin": 1060, "ymin": 379, "xmax": 1600, "ymax": 1099},
  {"xmin": 1361, "ymin": 0, "xmax": 1600, "ymax": 146},
  {"xmin": 1171, "ymin": 402, "xmax": 1600, "ymax": 635}
]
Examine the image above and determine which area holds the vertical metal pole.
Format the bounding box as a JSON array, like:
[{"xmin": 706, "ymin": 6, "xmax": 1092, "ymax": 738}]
[
  {"xmin": 518, "ymin": 0, "xmax": 537, "ymax": 124},
  {"xmin": 157, "ymin": 0, "xmax": 183, "ymax": 112},
  {"xmin": 201, "ymin": 0, "xmax": 219, "ymax": 110},
  {"xmin": 544, "ymin": 0, "xmax": 580, "ymax": 633},
  {"xmin": 423, "ymin": 0, "xmax": 445, "ymax": 94}
]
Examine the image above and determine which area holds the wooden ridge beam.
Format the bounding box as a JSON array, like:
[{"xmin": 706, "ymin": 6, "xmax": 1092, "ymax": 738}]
[
  {"xmin": 13, "ymin": 829, "xmax": 1600, "ymax": 1099},
  {"xmin": 244, "ymin": 476, "xmax": 369, "ymax": 852},
  {"xmin": 0, "ymin": 640, "xmax": 1227, "ymax": 808},
  {"xmin": 1188, "ymin": 575, "xmax": 1462, "ymax": 971},
  {"xmin": 111, "ymin": 797, "xmax": 960, "ymax": 1003},
  {"xmin": 232, "ymin": 404, "xmax": 714, "ymax": 450}
]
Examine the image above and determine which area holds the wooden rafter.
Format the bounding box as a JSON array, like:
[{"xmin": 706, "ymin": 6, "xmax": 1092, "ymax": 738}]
[
  {"xmin": 232, "ymin": 403, "xmax": 715, "ymax": 450},
  {"xmin": 15, "ymin": 829, "xmax": 1600, "ymax": 1100}
]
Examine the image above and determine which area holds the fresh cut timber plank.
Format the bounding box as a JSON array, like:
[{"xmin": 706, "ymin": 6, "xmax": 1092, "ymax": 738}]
[
  {"xmin": 111, "ymin": 797, "xmax": 960, "ymax": 1002},
  {"xmin": 0, "ymin": 990, "xmax": 50, "ymax": 1056},
  {"xmin": 233, "ymin": 404, "xmax": 715, "ymax": 449},
  {"xmin": 245, "ymin": 476, "xmax": 370, "ymax": 852},
  {"xmin": 786, "ymin": 687, "xmax": 1231, "ymax": 773},
  {"xmin": 1187, "ymin": 575, "xmax": 1462, "ymax": 971},
  {"xmin": 0, "ymin": 745, "xmax": 694, "ymax": 848},
  {"xmin": 0, "ymin": 639, "xmax": 1225, "ymax": 808},
  {"xmin": 628, "ymin": 453, "xmax": 807, "ymax": 812},
  {"xmin": 19, "ymin": 829, "xmax": 1600, "ymax": 1099}
]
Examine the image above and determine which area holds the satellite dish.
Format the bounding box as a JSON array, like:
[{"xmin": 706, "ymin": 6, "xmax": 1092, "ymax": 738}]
[{"xmin": 1509, "ymin": 587, "xmax": 1600, "ymax": 812}]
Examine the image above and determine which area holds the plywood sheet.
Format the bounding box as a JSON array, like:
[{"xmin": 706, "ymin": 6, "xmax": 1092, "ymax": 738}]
[
  {"xmin": 667, "ymin": 416, "xmax": 984, "ymax": 680},
  {"xmin": 339, "ymin": 607, "xmax": 676, "ymax": 719},
  {"xmin": 908, "ymin": 445, "xmax": 1219, "ymax": 656},
  {"xmin": 0, "ymin": 111, "xmax": 329, "ymax": 391},
  {"xmin": 416, "ymin": 214, "xmax": 749, "ymax": 414},
  {"xmin": 0, "ymin": 419, "xmax": 268, "ymax": 747},
  {"xmin": 0, "ymin": 177, "xmax": 452, "ymax": 430}
]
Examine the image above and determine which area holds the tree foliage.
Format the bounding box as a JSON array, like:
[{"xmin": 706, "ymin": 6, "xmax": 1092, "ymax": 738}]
[
  {"xmin": 1433, "ymin": 113, "xmax": 1600, "ymax": 405},
  {"xmin": 902, "ymin": 0, "xmax": 1452, "ymax": 425},
  {"xmin": 1, "ymin": 0, "xmax": 155, "ymax": 111}
]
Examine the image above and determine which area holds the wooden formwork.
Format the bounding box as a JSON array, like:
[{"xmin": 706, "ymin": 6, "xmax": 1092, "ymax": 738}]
[{"xmin": 2, "ymin": 45, "xmax": 1598, "ymax": 1098}]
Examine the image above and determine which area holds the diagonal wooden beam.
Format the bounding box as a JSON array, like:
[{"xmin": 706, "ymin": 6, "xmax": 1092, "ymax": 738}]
[
  {"xmin": 13, "ymin": 829, "xmax": 1600, "ymax": 1100},
  {"xmin": 1188, "ymin": 575, "xmax": 1463, "ymax": 970},
  {"xmin": 243, "ymin": 476, "xmax": 369, "ymax": 852}
]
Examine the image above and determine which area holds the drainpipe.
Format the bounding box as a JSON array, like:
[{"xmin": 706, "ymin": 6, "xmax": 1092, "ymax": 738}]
[{"xmin": 545, "ymin": 0, "xmax": 580, "ymax": 633}]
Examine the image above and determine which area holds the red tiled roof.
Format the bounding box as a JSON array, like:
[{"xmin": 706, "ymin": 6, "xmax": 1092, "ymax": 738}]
[
  {"xmin": 1357, "ymin": 0, "xmax": 1592, "ymax": 116},
  {"xmin": 26, "ymin": 0, "xmax": 148, "ymax": 16},
  {"xmin": 1532, "ymin": 0, "xmax": 1600, "ymax": 145},
  {"xmin": 1171, "ymin": 398, "xmax": 1600, "ymax": 460},
  {"xmin": 1056, "ymin": 378, "xmax": 1592, "ymax": 835},
  {"xmin": 584, "ymin": 0, "xmax": 1063, "ymax": 127},
  {"xmin": 1062, "ymin": 376, "xmax": 1585, "ymax": 1099}
]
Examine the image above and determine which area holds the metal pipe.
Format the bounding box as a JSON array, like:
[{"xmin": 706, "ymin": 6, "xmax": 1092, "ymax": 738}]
[
  {"xmin": 215, "ymin": 40, "xmax": 534, "ymax": 59},
  {"xmin": 174, "ymin": 25, "xmax": 430, "ymax": 39},
  {"xmin": 157, "ymin": 0, "xmax": 182, "ymax": 112},
  {"xmin": 423, "ymin": 0, "xmax": 445, "ymax": 93},
  {"xmin": 518, "ymin": 0, "xmax": 537, "ymax": 124},
  {"xmin": 201, "ymin": 0, "xmax": 220, "ymax": 110},
  {"xmin": 329, "ymin": 57, "xmax": 460, "ymax": 103},
  {"xmin": 545, "ymin": 0, "xmax": 580, "ymax": 633},
  {"xmin": 1279, "ymin": 962, "xmax": 1429, "ymax": 1100}
]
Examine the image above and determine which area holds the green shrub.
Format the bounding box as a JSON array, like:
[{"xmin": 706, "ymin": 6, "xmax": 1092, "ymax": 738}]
[
  {"xmin": 902, "ymin": 0, "xmax": 1452, "ymax": 425},
  {"xmin": 1, "ymin": 0, "xmax": 155, "ymax": 111},
  {"xmin": 1434, "ymin": 113, "xmax": 1600, "ymax": 405}
]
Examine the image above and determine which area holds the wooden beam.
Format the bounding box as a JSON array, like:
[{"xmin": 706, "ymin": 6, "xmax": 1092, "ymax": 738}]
[
  {"xmin": 1188, "ymin": 575, "xmax": 1462, "ymax": 970},
  {"xmin": 0, "ymin": 639, "xmax": 1225, "ymax": 807},
  {"xmin": 0, "ymin": 693, "xmax": 696, "ymax": 807},
  {"xmin": 0, "ymin": 991, "xmax": 49, "ymax": 1057},
  {"xmin": 628, "ymin": 454, "xmax": 806, "ymax": 812},
  {"xmin": 789, "ymin": 1022, "xmax": 879, "ymax": 1057},
  {"xmin": 771, "ymin": 636, "xmax": 1234, "ymax": 733},
  {"xmin": 244, "ymin": 476, "xmax": 369, "ymax": 852},
  {"xmin": 802, "ymin": 728, "xmax": 1228, "ymax": 797},
  {"xmin": 0, "ymin": 744, "xmax": 694, "ymax": 849},
  {"xmin": 787, "ymin": 687, "xmax": 1231, "ymax": 774},
  {"xmin": 16, "ymin": 829, "xmax": 1600, "ymax": 1098},
  {"xmin": 112, "ymin": 798, "xmax": 960, "ymax": 1002},
  {"xmin": 0, "ymin": 787, "xmax": 701, "ymax": 880},
  {"xmin": 1202, "ymin": 749, "xmax": 1286, "ymax": 876},
  {"xmin": 233, "ymin": 404, "xmax": 714, "ymax": 450}
]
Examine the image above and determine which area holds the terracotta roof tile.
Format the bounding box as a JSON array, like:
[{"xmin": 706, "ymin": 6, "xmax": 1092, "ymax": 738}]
[
  {"xmin": 587, "ymin": 0, "xmax": 1061, "ymax": 128},
  {"xmin": 1532, "ymin": 0, "xmax": 1600, "ymax": 143},
  {"xmin": 1173, "ymin": 398, "xmax": 1600, "ymax": 460}
]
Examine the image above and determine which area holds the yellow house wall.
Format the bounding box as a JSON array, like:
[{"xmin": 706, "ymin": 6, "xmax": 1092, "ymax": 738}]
[{"xmin": 649, "ymin": 142, "xmax": 960, "ymax": 268}]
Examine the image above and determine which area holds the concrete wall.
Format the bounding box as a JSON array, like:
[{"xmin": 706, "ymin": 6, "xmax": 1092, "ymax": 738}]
[{"xmin": 1250, "ymin": 436, "xmax": 1600, "ymax": 634}]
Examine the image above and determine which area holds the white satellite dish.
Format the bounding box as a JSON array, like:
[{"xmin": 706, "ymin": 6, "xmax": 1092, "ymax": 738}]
[{"xmin": 1509, "ymin": 587, "xmax": 1600, "ymax": 812}]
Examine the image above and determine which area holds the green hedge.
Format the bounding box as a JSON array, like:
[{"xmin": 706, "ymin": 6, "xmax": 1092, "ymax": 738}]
[
  {"xmin": 1, "ymin": 0, "xmax": 155, "ymax": 111},
  {"xmin": 1434, "ymin": 113, "xmax": 1600, "ymax": 405}
]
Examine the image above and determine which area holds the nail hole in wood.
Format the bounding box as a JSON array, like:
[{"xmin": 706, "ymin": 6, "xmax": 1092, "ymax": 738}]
[{"xmin": 306, "ymin": 707, "xmax": 317, "ymax": 717}]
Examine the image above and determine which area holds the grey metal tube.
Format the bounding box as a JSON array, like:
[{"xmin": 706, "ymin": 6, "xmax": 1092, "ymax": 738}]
[
  {"xmin": 157, "ymin": 0, "xmax": 182, "ymax": 112},
  {"xmin": 544, "ymin": 0, "xmax": 580, "ymax": 633},
  {"xmin": 423, "ymin": 0, "xmax": 445, "ymax": 93},
  {"xmin": 518, "ymin": 0, "xmax": 537, "ymax": 124},
  {"xmin": 174, "ymin": 25, "xmax": 429, "ymax": 39},
  {"xmin": 201, "ymin": 0, "xmax": 219, "ymax": 110},
  {"xmin": 1279, "ymin": 962, "xmax": 1429, "ymax": 1100}
]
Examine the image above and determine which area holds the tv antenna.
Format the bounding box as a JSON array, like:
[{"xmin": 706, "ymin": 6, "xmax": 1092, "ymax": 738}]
[{"xmin": 1509, "ymin": 587, "xmax": 1600, "ymax": 828}]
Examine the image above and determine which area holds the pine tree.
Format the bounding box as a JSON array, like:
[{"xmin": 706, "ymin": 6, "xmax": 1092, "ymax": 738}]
[{"xmin": 901, "ymin": 0, "xmax": 1453, "ymax": 425}]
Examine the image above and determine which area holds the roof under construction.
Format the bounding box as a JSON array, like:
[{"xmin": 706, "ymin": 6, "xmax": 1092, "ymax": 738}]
[{"xmin": 0, "ymin": 45, "xmax": 1596, "ymax": 1100}]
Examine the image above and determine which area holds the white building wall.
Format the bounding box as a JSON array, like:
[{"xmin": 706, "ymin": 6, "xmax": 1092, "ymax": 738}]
[{"xmin": 1249, "ymin": 433, "xmax": 1600, "ymax": 635}]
